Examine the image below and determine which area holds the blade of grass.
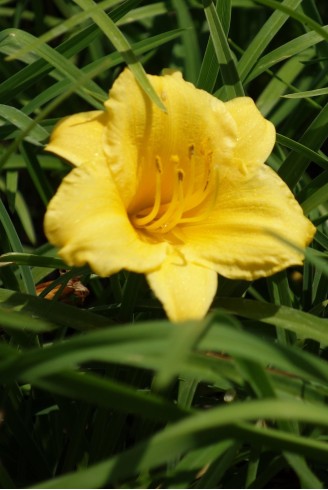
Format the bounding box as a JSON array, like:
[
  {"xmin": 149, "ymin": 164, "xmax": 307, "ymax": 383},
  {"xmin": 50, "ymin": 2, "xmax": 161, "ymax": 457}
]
[
  {"xmin": 3, "ymin": 316, "xmax": 328, "ymax": 390},
  {"xmin": 171, "ymin": 0, "xmax": 201, "ymax": 84},
  {"xmin": 215, "ymin": 297, "xmax": 328, "ymax": 345},
  {"xmin": 0, "ymin": 0, "xmax": 140, "ymax": 102},
  {"xmin": 0, "ymin": 287, "xmax": 110, "ymax": 331},
  {"xmin": 276, "ymin": 133, "xmax": 328, "ymax": 170},
  {"xmin": 166, "ymin": 440, "xmax": 236, "ymax": 489},
  {"xmin": 5, "ymin": 169, "xmax": 17, "ymax": 213},
  {"xmin": 73, "ymin": 0, "xmax": 166, "ymax": 111},
  {"xmin": 116, "ymin": 3, "xmax": 169, "ymax": 26},
  {"xmin": 193, "ymin": 443, "xmax": 240, "ymax": 488},
  {"xmin": 152, "ymin": 317, "xmax": 210, "ymax": 393},
  {"xmin": 118, "ymin": 272, "xmax": 142, "ymax": 322},
  {"xmin": 6, "ymin": 0, "xmax": 126, "ymax": 61},
  {"xmin": 32, "ymin": 399, "xmax": 328, "ymax": 488},
  {"xmin": 300, "ymin": 182, "xmax": 328, "ymax": 214},
  {"xmin": 7, "ymin": 185, "xmax": 36, "ymax": 244},
  {"xmin": 234, "ymin": 346, "xmax": 321, "ymax": 488},
  {"xmin": 2, "ymin": 29, "xmax": 106, "ymax": 107},
  {"xmin": 22, "ymin": 28, "xmax": 183, "ymax": 115},
  {"xmin": 0, "ymin": 105, "xmax": 48, "ymax": 144},
  {"xmin": 197, "ymin": 0, "xmax": 231, "ymax": 92},
  {"xmin": 0, "ymin": 308, "xmax": 61, "ymax": 333},
  {"xmin": 3, "ymin": 388, "xmax": 52, "ymax": 481},
  {"xmin": 202, "ymin": 0, "xmax": 244, "ymax": 99},
  {"xmin": 0, "ymin": 25, "xmax": 100, "ymax": 103},
  {"xmin": 238, "ymin": 0, "xmax": 302, "ymax": 82},
  {"xmin": 32, "ymin": 371, "xmax": 189, "ymax": 423},
  {"xmin": 266, "ymin": 270, "xmax": 296, "ymax": 345},
  {"xmin": 0, "ymin": 200, "xmax": 35, "ymax": 295},
  {"xmin": 19, "ymin": 143, "xmax": 53, "ymax": 206},
  {"xmin": 0, "ymin": 252, "xmax": 69, "ymax": 268},
  {"xmin": 283, "ymin": 87, "xmax": 328, "ymax": 98},
  {"xmin": 256, "ymin": 55, "xmax": 316, "ymax": 117},
  {"xmin": 253, "ymin": 0, "xmax": 328, "ymax": 42},
  {"xmin": 241, "ymin": 25, "xmax": 328, "ymax": 83},
  {"xmin": 278, "ymin": 102, "xmax": 328, "ymax": 188}
]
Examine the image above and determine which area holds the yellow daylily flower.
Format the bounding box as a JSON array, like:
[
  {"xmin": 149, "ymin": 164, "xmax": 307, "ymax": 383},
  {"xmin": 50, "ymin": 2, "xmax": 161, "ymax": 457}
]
[{"xmin": 44, "ymin": 69, "xmax": 315, "ymax": 322}]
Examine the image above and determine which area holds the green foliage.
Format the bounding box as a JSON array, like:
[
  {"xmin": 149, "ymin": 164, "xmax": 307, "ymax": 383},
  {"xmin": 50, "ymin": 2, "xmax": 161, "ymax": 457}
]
[{"xmin": 0, "ymin": 0, "xmax": 327, "ymax": 487}]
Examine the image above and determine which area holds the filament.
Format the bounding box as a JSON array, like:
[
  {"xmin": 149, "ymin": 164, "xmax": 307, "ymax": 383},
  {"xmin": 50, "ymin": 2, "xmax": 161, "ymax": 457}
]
[{"xmin": 132, "ymin": 157, "xmax": 162, "ymax": 227}]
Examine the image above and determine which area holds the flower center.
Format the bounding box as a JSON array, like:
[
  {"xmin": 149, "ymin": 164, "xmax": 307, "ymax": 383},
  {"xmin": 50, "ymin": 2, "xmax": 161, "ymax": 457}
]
[{"xmin": 130, "ymin": 146, "xmax": 218, "ymax": 234}]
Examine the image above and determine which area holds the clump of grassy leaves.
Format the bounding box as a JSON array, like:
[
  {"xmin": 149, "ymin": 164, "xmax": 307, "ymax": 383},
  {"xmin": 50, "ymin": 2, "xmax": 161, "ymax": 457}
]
[{"xmin": 0, "ymin": 0, "xmax": 328, "ymax": 488}]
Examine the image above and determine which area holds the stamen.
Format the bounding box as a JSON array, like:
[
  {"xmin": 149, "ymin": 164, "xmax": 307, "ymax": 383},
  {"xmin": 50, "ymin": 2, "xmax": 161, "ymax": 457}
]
[
  {"xmin": 131, "ymin": 148, "xmax": 218, "ymax": 234},
  {"xmin": 183, "ymin": 144, "xmax": 195, "ymax": 200},
  {"xmin": 183, "ymin": 150, "xmax": 213, "ymax": 213},
  {"xmin": 132, "ymin": 156, "xmax": 162, "ymax": 227},
  {"xmin": 146, "ymin": 168, "xmax": 185, "ymax": 233},
  {"xmin": 179, "ymin": 166, "xmax": 219, "ymax": 224}
]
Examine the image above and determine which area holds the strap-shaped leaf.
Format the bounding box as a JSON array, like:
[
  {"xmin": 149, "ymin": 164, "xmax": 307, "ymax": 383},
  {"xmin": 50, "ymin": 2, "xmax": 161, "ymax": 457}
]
[
  {"xmin": 253, "ymin": 0, "xmax": 328, "ymax": 42},
  {"xmin": 73, "ymin": 0, "xmax": 166, "ymax": 111},
  {"xmin": 202, "ymin": 0, "xmax": 244, "ymax": 99}
]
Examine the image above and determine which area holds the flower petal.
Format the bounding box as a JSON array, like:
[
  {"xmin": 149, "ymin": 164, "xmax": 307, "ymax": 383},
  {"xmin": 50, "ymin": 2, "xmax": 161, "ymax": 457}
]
[
  {"xmin": 44, "ymin": 160, "xmax": 168, "ymax": 276},
  {"xmin": 46, "ymin": 111, "xmax": 108, "ymax": 167},
  {"xmin": 147, "ymin": 254, "xmax": 218, "ymax": 321},
  {"xmin": 181, "ymin": 165, "xmax": 316, "ymax": 280},
  {"xmin": 225, "ymin": 97, "xmax": 276, "ymax": 166},
  {"xmin": 104, "ymin": 68, "xmax": 237, "ymax": 208}
]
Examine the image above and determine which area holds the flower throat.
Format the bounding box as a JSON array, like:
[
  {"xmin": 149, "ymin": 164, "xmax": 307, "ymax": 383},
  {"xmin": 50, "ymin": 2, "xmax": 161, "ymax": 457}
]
[{"xmin": 130, "ymin": 145, "xmax": 218, "ymax": 234}]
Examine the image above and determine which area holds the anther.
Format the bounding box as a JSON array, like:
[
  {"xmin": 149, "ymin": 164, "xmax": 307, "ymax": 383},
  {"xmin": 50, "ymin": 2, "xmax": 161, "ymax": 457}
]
[
  {"xmin": 188, "ymin": 144, "xmax": 195, "ymax": 158},
  {"xmin": 155, "ymin": 155, "xmax": 162, "ymax": 173}
]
